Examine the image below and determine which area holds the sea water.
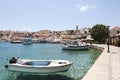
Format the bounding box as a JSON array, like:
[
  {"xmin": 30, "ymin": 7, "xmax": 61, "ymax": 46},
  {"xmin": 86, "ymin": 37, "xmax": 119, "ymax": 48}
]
[{"xmin": 0, "ymin": 42, "xmax": 101, "ymax": 80}]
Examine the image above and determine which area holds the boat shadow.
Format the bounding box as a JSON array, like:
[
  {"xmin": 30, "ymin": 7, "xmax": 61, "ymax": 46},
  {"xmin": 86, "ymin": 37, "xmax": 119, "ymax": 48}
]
[
  {"xmin": 9, "ymin": 73, "xmax": 75, "ymax": 80},
  {"xmin": 62, "ymin": 49, "xmax": 89, "ymax": 54}
]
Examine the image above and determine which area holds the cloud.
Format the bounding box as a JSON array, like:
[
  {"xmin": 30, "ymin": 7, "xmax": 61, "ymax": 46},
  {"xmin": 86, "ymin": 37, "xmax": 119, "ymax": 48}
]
[{"xmin": 75, "ymin": 4, "xmax": 95, "ymax": 12}]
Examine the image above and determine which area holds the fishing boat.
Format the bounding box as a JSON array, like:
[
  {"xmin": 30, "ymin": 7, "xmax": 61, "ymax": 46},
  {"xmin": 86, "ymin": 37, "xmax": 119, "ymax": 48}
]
[
  {"xmin": 5, "ymin": 57, "xmax": 72, "ymax": 73},
  {"xmin": 62, "ymin": 40, "xmax": 90, "ymax": 50}
]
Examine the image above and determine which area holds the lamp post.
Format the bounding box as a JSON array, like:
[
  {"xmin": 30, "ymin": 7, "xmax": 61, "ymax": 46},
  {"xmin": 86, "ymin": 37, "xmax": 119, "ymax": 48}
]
[
  {"xmin": 107, "ymin": 26, "xmax": 112, "ymax": 80},
  {"xmin": 107, "ymin": 26, "xmax": 110, "ymax": 53}
]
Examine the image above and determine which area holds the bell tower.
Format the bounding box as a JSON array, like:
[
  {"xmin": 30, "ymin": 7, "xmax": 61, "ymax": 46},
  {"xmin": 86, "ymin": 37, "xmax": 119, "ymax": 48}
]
[{"xmin": 75, "ymin": 25, "xmax": 79, "ymax": 34}]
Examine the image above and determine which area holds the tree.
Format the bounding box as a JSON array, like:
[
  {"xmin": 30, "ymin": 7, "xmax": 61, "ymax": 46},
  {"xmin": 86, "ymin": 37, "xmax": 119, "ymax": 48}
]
[{"xmin": 90, "ymin": 24, "xmax": 109, "ymax": 44}]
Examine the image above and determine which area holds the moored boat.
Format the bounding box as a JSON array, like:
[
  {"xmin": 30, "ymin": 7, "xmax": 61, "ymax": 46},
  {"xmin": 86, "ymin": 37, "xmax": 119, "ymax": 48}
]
[
  {"xmin": 51, "ymin": 38, "xmax": 61, "ymax": 44},
  {"xmin": 62, "ymin": 40, "xmax": 90, "ymax": 50},
  {"xmin": 5, "ymin": 57, "xmax": 73, "ymax": 73},
  {"xmin": 10, "ymin": 40, "xmax": 22, "ymax": 43},
  {"xmin": 22, "ymin": 37, "xmax": 32, "ymax": 45}
]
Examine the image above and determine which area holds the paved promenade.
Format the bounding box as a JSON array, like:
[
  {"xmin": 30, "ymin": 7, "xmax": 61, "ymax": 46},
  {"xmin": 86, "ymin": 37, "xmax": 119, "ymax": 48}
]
[{"xmin": 82, "ymin": 44, "xmax": 120, "ymax": 80}]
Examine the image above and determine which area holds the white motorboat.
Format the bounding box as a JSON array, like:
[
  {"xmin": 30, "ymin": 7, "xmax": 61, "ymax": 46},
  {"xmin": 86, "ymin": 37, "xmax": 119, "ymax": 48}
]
[
  {"xmin": 5, "ymin": 57, "xmax": 72, "ymax": 73},
  {"xmin": 22, "ymin": 37, "xmax": 32, "ymax": 45},
  {"xmin": 62, "ymin": 40, "xmax": 90, "ymax": 50}
]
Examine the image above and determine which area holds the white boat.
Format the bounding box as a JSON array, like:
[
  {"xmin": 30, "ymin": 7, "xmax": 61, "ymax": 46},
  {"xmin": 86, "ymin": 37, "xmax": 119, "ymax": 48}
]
[
  {"xmin": 51, "ymin": 38, "xmax": 61, "ymax": 44},
  {"xmin": 22, "ymin": 37, "xmax": 32, "ymax": 45},
  {"xmin": 62, "ymin": 40, "xmax": 90, "ymax": 50},
  {"xmin": 5, "ymin": 57, "xmax": 72, "ymax": 73}
]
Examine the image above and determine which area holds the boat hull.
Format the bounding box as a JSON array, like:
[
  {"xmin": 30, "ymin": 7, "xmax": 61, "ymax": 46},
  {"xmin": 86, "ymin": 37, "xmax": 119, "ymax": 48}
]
[
  {"xmin": 6, "ymin": 60, "xmax": 72, "ymax": 73},
  {"xmin": 22, "ymin": 37, "xmax": 32, "ymax": 45},
  {"xmin": 7, "ymin": 64, "xmax": 71, "ymax": 73},
  {"xmin": 62, "ymin": 45, "xmax": 89, "ymax": 50}
]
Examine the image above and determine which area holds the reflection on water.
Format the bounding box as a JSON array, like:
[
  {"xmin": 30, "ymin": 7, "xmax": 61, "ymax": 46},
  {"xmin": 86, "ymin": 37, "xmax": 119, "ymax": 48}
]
[{"xmin": 5, "ymin": 72, "xmax": 75, "ymax": 80}]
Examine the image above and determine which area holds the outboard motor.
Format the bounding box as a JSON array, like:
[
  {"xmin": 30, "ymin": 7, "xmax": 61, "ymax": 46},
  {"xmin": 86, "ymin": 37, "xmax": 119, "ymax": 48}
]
[
  {"xmin": 9, "ymin": 57, "xmax": 18, "ymax": 63},
  {"xmin": 5, "ymin": 65, "xmax": 8, "ymax": 68},
  {"xmin": 5, "ymin": 57, "xmax": 18, "ymax": 68}
]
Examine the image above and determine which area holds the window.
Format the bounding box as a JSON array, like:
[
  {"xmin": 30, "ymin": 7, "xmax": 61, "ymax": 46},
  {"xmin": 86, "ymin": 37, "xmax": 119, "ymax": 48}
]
[{"xmin": 117, "ymin": 31, "xmax": 120, "ymax": 34}]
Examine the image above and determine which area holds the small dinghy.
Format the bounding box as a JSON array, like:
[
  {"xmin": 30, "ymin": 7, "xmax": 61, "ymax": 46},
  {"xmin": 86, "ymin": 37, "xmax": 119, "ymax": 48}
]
[{"xmin": 5, "ymin": 57, "xmax": 73, "ymax": 73}]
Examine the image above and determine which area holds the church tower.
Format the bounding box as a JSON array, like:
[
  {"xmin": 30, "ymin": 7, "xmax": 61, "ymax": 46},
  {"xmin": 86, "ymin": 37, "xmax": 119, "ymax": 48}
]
[{"xmin": 75, "ymin": 25, "xmax": 79, "ymax": 34}]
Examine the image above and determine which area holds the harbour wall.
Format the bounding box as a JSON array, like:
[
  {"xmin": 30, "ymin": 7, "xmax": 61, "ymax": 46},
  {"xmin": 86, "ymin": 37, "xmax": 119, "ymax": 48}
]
[{"xmin": 82, "ymin": 44, "xmax": 110, "ymax": 80}]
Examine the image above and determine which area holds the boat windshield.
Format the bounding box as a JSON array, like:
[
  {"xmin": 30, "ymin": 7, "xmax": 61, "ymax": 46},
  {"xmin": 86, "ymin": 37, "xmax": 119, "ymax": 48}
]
[{"xmin": 22, "ymin": 61, "xmax": 51, "ymax": 66}]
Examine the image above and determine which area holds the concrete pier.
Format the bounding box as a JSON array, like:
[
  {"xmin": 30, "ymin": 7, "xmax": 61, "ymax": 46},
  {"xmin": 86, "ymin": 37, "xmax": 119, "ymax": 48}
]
[{"xmin": 82, "ymin": 44, "xmax": 120, "ymax": 80}]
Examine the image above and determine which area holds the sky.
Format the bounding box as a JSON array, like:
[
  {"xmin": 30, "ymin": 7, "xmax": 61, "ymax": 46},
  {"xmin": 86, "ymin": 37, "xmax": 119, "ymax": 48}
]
[{"xmin": 0, "ymin": 0, "xmax": 120, "ymax": 32}]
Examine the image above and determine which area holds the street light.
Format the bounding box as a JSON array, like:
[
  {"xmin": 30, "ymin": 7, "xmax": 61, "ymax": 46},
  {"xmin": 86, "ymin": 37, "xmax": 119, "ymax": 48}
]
[
  {"xmin": 107, "ymin": 26, "xmax": 112, "ymax": 80},
  {"xmin": 107, "ymin": 26, "xmax": 110, "ymax": 53}
]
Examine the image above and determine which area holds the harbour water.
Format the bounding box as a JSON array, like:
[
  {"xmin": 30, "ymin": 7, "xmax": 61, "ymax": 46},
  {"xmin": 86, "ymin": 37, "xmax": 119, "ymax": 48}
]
[{"xmin": 0, "ymin": 42, "xmax": 101, "ymax": 80}]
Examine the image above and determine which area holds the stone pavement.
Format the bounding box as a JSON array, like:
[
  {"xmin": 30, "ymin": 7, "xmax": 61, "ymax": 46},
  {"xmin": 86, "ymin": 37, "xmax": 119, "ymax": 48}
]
[{"xmin": 82, "ymin": 44, "xmax": 120, "ymax": 80}]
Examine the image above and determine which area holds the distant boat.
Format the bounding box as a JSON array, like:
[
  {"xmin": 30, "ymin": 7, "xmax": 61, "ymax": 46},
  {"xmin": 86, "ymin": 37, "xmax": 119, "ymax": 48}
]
[
  {"xmin": 9, "ymin": 38, "xmax": 22, "ymax": 43},
  {"xmin": 62, "ymin": 40, "xmax": 90, "ymax": 50},
  {"xmin": 39, "ymin": 39, "xmax": 47, "ymax": 43},
  {"xmin": 51, "ymin": 38, "xmax": 61, "ymax": 44},
  {"xmin": 5, "ymin": 57, "xmax": 73, "ymax": 73},
  {"xmin": 10, "ymin": 40, "xmax": 22, "ymax": 43},
  {"xmin": 22, "ymin": 37, "xmax": 32, "ymax": 45},
  {"xmin": 32, "ymin": 39, "xmax": 41, "ymax": 43}
]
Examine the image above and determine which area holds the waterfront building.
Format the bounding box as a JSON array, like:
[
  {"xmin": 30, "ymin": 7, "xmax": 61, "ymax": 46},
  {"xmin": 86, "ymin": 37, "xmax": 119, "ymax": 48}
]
[
  {"xmin": 110, "ymin": 26, "xmax": 120, "ymax": 46},
  {"xmin": 60, "ymin": 35, "xmax": 70, "ymax": 40},
  {"xmin": 79, "ymin": 28, "xmax": 90, "ymax": 35}
]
